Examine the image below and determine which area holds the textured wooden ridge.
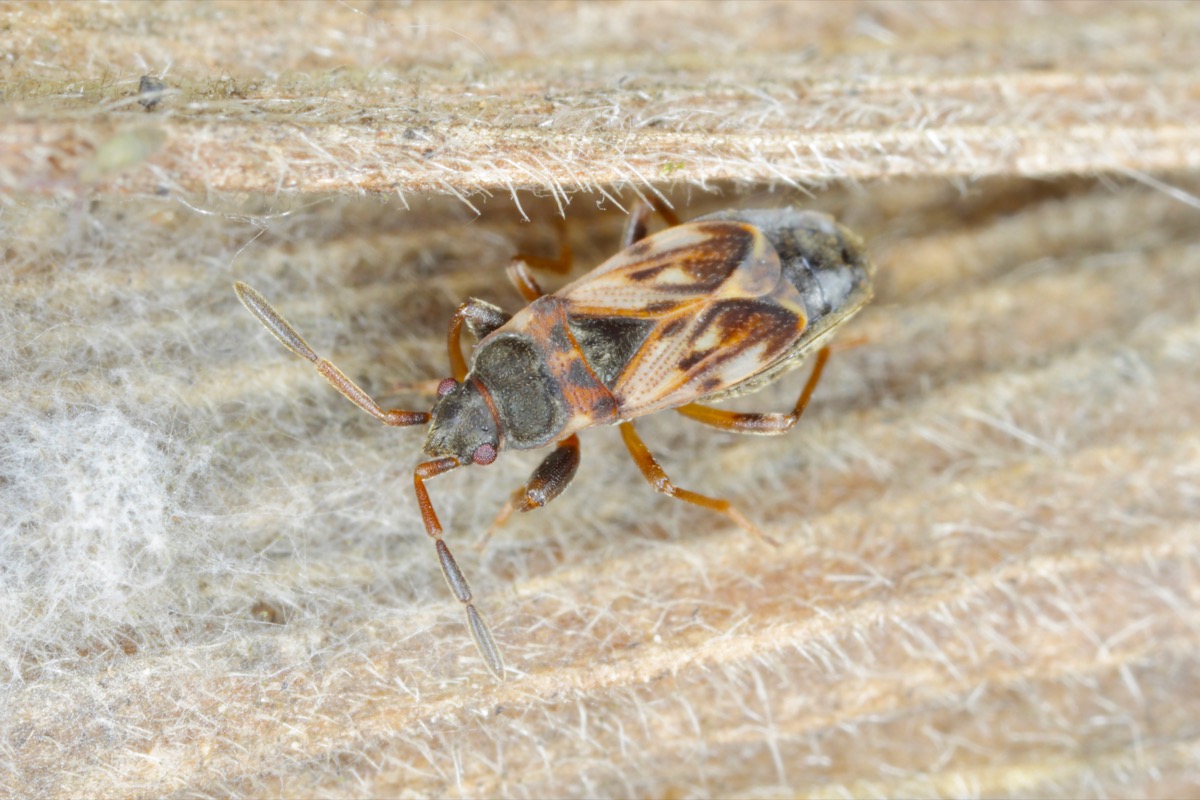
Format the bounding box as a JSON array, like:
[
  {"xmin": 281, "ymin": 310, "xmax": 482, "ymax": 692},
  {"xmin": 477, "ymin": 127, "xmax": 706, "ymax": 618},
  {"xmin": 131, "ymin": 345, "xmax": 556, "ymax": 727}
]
[{"xmin": 2, "ymin": 1, "xmax": 1198, "ymax": 200}]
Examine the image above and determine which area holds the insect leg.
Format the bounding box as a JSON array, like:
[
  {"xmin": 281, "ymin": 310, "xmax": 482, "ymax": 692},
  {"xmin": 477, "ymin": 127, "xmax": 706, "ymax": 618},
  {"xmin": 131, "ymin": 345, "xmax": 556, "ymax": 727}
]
[
  {"xmin": 621, "ymin": 198, "xmax": 682, "ymax": 248},
  {"xmin": 507, "ymin": 217, "xmax": 572, "ymax": 302},
  {"xmin": 447, "ymin": 298, "xmax": 511, "ymax": 382},
  {"xmin": 414, "ymin": 457, "xmax": 506, "ymax": 681},
  {"xmin": 675, "ymin": 346, "xmax": 831, "ymax": 435},
  {"xmin": 479, "ymin": 434, "xmax": 581, "ymax": 550},
  {"xmin": 234, "ymin": 283, "xmax": 430, "ymax": 427},
  {"xmin": 618, "ymin": 421, "xmax": 778, "ymax": 547}
]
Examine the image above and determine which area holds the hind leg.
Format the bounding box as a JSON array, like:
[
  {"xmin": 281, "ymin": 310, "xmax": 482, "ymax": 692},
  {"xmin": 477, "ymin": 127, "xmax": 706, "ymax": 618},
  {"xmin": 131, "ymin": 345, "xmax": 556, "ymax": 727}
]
[{"xmin": 675, "ymin": 347, "xmax": 831, "ymax": 435}]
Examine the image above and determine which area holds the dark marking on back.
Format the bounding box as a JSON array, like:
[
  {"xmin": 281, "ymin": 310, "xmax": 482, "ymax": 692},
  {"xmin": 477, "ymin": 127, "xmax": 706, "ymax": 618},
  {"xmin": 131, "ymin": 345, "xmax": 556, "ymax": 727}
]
[
  {"xmin": 627, "ymin": 239, "xmax": 653, "ymax": 259},
  {"xmin": 675, "ymin": 298, "xmax": 802, "ymax": 379},
  {"xmin": 629, "ymin": 263, "xmax": 670, "ymax": 282},
  {"xmin": 692, "ymin": 208, "xmax": 872, "ymax": 330},
  {"xmin": 659, "ymin": 315, "xmax": 688, "ymax": 338},
  {"xmin": 678, "ymin": 348, "xmax": 715, "ymax": 371},
  {"xmin": 567, "ymin": 315, "xmax": 656, "ymax": 388},
  {"xmin": 547, "ymin": 320, "xmax": 574, "ymax": 354},
  {"xmin": 566, "ymin": 359, "xmax": 593, "ymax": 388},
  {"xmin": 591, "ymin": 393, "xmax": 617, "ymax": 416}
]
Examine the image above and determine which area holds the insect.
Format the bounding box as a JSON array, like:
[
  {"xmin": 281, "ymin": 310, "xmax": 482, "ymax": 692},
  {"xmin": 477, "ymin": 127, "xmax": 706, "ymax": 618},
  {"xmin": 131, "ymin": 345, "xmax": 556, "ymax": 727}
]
[{"xmin": 234, "ymin": 201, "xmax": 874, "ymax": 681}]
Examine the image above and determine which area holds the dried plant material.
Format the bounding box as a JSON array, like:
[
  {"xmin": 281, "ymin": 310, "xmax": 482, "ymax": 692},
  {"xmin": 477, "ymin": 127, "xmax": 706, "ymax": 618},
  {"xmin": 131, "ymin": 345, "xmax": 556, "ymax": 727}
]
[
  {"xmin": 2, "ymin": 2, "xmax": 1199, "ymax": 799},
  {"xmin": 2, "ymin": 1, "xmax": 1198, "ymax": 202}
]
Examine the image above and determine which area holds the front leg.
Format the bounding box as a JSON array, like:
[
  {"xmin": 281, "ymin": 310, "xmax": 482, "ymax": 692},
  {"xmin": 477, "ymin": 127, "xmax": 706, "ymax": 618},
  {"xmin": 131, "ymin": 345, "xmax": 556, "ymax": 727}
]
[
  {"xmin": 446, "ymin": 298, "xmax": 510, "ymax": 382},
  {"xmin": 480, "ymin": 434, "xmax": 581, "ymax": 550}
]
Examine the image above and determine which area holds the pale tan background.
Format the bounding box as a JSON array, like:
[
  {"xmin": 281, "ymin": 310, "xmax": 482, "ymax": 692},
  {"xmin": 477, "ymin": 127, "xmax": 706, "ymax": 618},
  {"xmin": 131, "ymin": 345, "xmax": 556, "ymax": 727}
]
[{"xmin": 2, "ymin": 2, "xmax": 1199, "ymax": 798}]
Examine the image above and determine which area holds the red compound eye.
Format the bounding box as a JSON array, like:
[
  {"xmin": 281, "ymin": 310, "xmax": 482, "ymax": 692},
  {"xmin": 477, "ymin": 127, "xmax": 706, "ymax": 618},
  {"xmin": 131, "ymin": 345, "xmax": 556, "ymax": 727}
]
[
  {"xmin": 472, "ymin": 443, "xmax": 497, "ymax": 466},
  {"xmin": 436, "ymin": 378, "xmax": 458, "ymax": 397}
]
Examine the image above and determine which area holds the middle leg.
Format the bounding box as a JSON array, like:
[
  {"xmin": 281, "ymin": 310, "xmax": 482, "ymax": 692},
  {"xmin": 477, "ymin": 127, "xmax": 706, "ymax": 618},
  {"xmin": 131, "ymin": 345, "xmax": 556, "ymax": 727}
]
[{"xmin": 618, "ymin": 421, "xmax": 777, "ymax": 547}]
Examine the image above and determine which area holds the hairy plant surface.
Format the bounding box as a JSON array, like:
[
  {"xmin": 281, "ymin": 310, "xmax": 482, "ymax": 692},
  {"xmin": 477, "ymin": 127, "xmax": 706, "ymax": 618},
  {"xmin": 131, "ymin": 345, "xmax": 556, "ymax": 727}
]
[{"xmin": 2, "ymin": 2, "xmax": 1199, "ymax": 798}]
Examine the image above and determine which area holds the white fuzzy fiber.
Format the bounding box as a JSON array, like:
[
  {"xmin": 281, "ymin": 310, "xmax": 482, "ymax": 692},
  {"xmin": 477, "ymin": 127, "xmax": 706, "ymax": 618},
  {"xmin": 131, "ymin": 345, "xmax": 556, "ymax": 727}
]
[{"xmin": 5, "ymin": 177, "xmax": 1200, "ymax": 798}]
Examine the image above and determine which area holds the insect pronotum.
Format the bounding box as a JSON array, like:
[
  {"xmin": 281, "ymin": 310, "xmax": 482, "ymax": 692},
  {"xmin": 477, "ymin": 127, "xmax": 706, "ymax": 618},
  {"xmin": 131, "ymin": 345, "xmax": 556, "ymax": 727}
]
[{"xmin": 235, "ymin": 200, "xmax": 874, "ymax": 681}]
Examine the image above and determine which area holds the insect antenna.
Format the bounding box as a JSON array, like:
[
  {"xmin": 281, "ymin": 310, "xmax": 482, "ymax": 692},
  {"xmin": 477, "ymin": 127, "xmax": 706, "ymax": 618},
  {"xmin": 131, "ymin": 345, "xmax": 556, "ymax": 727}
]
[
  {"xmin": 415, "ymin": 457, "xmax": 506, "ymax": 680},
  {"xmin": 234, "ymin": 282, "xmax": 430, "ymax": 427},
  {"xmin": 237, "ymin": 283, "xmax": 504, "ymax": 678}
]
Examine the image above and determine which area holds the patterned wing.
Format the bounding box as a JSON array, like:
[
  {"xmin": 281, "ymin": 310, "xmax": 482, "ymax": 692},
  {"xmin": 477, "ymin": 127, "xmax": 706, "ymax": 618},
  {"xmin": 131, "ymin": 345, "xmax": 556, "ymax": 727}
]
[
  {"xmin": 558, "ymin": 221, "xmax": 810, "ymax": 417},
  {"xmin": 558, "ymin": 221, "xmax": 782, "ymax": 317},
  {"xmin": 609, "ymin": 291, "xmax": 809, "ymax": 416}
]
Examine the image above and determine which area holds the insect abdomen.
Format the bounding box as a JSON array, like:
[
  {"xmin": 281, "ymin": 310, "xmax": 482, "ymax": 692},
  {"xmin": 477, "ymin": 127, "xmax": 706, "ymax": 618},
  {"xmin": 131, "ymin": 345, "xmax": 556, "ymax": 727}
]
[{"xmin": 695, "ymin": 208, "xmax": 873, "ymax": 334}]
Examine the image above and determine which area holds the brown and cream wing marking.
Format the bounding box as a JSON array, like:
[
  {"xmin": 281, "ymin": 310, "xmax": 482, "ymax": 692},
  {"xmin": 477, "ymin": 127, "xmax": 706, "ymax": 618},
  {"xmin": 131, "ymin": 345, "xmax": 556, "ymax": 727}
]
[
  {"xmin": 558, "ymin": 221, "xmax": 781, "ymax": 316},
  {"xmin": 610, "ymin": 293, "xmax": 809, "ymax": 416},
  {"xmin": 558, "ymin": 221, "xmax": 810, "ymax": 418}
]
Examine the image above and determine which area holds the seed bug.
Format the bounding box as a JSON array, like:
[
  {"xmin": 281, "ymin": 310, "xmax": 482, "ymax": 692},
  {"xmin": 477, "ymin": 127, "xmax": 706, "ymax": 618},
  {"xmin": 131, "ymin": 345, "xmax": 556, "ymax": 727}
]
[{"xmin": 234, "ymin": 200, "xmax": 874, "ymax": 681}]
